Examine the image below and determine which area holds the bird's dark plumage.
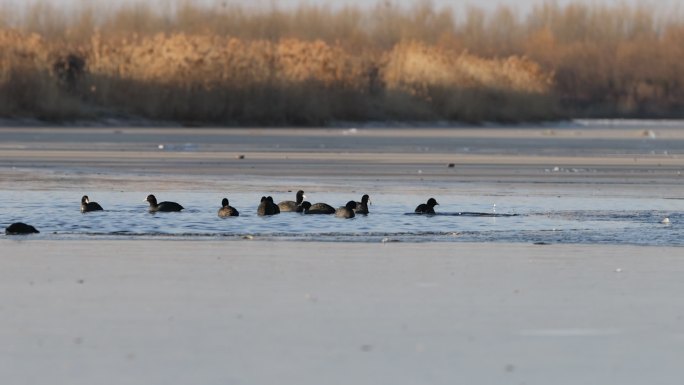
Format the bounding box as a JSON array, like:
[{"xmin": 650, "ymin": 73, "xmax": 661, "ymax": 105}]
[
  {"xmin": 218, "ymin": 198, "xmax": 239, "ymax": 217},
  {"xmin": 297, "ymin": 201, "xmax": 311, "ymax": 213},
  {"xmin": 145, "ymin": 194, "xmax": 184, "ymax": 212},
  {"xmin": 354, "ymin": 194, "xmax": 370, "ymax": 214},
  {"xmin": 81, "ymin": 195, "xmax": 103, "ymax": 212},
  {"xmin": 303, "ymin": 202, "xmax": 336, "ymax": 214},
  {"xmin": 415, "ymin": 198, "xmax": 439, "ymax": 214},
  {"xmin": 257, "ymin": 196, "xmax": 280, "ymax": 216},
  {"xmin": 335, "ymin": 201, "xmax": 357, "ymax": 218},
  {"xmin": 5, "ymin": 222, "xmax": 39, "ymax": 235},
  {"xmin": 278, "ymin": 190, "xmax": 306, "ymax": 212},
  {"xmin": 299, "ymin": 201, "xmax": 312, "ymax": 213}
]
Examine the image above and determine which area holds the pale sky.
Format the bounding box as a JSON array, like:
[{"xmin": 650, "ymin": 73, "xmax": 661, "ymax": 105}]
[
  {"xmin": 1, "ymin": 0, "xmax": 681, "ymax": 22},
  {"xmin": 2, "ymin": 0, "xmax": 681, "ymax": 12}
]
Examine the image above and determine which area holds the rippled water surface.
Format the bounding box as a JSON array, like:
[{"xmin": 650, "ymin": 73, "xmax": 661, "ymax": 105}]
[{"xmin": 2, "ymin": 190, "xmax": 683, "ymax": 245}]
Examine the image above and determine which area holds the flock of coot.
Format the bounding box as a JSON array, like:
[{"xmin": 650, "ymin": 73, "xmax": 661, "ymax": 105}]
[{"xmin": 4, "ymin": 191, "xmax": 440, "ymax": 235}]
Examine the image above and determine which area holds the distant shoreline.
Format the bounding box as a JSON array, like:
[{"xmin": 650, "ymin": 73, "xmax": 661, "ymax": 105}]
[{"xmin": 3, "ymin": 117, "xmax": 684, "ymax": 129}]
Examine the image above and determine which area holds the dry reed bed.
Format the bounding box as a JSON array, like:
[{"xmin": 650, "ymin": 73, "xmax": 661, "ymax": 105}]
[
  {"xmin": 0, "ymin": 30, "xmax": 553, "ymax": 124},
  {"xmin": 3, "ymin": 1, "xmax": 682, "ymax": 123},
  {"xmin": 88, "ymin": 34, "xmax": 550, "ymax": 93}
]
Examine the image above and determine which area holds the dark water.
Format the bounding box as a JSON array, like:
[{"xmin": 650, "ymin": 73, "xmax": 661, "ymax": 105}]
[
  {"xmin": 0, "ymin": 191, "xmax": 684, "ymax": 245},
  {"xmin": 1, "ymin": 190, "xmax": 682, "ymax": 245}
]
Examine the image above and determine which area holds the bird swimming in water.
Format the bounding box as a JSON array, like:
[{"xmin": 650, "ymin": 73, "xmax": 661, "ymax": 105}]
[
  {"xmin": 145, "ymin": 194, "xmax": 184, "ymax": 212},
  {"xmin": 278, "ymin": 190, "xmax": 306, "ymax": 212},
  {"xmin": 415, "ymin": 198, "xmax": 439, "ymax": 214},
  {"xmin": 299, "ymin": 201, "xmax": 312, "ymax": 213},
  {"xmin": 81, "ymin": 195, "xmax": 103, "ymax": 213},
  {"xmin": 335, "ymin": 201, "xmax": 357, "ymax": 218},
  {"xmin": 268, "ymin": 196, "xmax": 280, "ymax": 214},
  {"xmin": 5, "ymin": 222, "xmax": 39, "ymax": 235},
  {"xmin": 301, "ymin": 201, "xmax": 336, "ymax": 214},
  {"xmin": 218, "ymin": 198, "xmax": 239, "ymax": 217},
  {"xmin": 257, "ymin": 196, "xmax": 280, "ymax": 216},
  {"xmin": 354, "ymin": 194, "xmax": 371, "ymax": 215}
]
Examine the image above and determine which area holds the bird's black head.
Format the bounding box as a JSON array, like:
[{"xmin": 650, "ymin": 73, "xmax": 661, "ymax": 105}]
[
  {"xmin": 146, "ymin": 194, "xmax": 157, "ymax": 205},
  {"xmin": 222, "ymin": 198, "xmax": 229, "ymax": 207},
  {"xmin": 427, "ymin": 198, "xmax": 439, "ymax": 207}
]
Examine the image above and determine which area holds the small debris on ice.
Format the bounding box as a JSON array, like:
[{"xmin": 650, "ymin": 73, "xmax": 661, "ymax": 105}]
[{"xmin": 642, "ymin": 129, "xmax": 656, "ymax": 139}]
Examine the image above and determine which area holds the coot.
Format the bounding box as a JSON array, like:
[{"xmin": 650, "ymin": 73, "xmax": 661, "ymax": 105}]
[
  {"xmin": 335, "ymin": 201, "xmax": 357, "ymax": 218},
  {"xmin": 257, "ymin": 196, "xmax": 280, "ymax": 216},
  {"xmin": 303, "ymin": 202, "xmax": 336, "ymax": 214},
  {"xmin": 218, "ymin": 198, "xmax": 239, "ymax": 217},
  {"xmin": 81, "ymin": 195, "xmax": 103, "ymax": 212},
  {"xmin": 5, "ymin": 222, "xmax": 39, "ymax": 235},
  {"xmin": 415, "ymin": 198, "xmax": 439, "ymax": 214},
  {"xmin": 145, "ymin": 194, "xmax": 184, "ymax": 212},
  {"xmin": 354, "ymin": 194, "xmax": 371, "ymax": 215},
  {"xmin": 278, "ymin": 190, "xmax": 306, "ymax": 212}
]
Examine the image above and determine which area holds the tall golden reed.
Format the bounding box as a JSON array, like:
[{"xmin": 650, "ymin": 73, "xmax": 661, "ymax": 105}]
[{"xmin": 0, "ymin": 1, "xmax": 681, "ymax": 124}]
